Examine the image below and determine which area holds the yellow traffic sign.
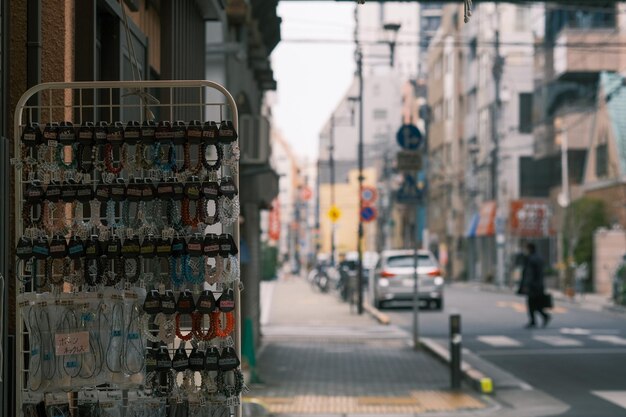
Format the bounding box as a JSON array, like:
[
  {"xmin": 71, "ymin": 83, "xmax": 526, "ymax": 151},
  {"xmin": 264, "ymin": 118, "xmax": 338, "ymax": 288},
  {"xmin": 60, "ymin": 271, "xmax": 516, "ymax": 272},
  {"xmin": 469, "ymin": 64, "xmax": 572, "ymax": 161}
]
[{"xmin": 327, "ymin": 205, "xmax": 341, "ymax": 223}]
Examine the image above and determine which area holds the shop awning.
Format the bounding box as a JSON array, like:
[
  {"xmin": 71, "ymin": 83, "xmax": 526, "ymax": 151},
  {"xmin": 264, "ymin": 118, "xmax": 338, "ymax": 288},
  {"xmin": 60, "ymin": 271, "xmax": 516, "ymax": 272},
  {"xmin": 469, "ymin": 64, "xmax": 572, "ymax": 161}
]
[{"xmin": 475, "ymin": 201, "xmax": 496, "ymax": 237}]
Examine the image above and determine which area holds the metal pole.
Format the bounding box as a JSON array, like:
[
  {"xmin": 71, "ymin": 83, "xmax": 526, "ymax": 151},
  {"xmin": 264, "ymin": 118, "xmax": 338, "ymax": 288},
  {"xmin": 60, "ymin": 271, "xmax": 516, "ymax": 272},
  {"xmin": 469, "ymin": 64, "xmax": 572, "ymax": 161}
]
[
  {"xmin": 560, "ymin": 130, "xmax": 570, "ymax": 290},
  {"xmin": 330, "ymin": 114, "xmax": 336, "ymax": 266},
  {"xmin": 412, "ymin": 200, "xmax": 420, "ymax": 349},
  {"xmin": 492, "ymin": 8, "xmax": 505, "ymax": 289},
  {"xmin": 355, "ymin": 6, "xmax": 364, "ymax": 315},
  {"xmin": 450, "ymin": 314, "xmax": 462, "ymax": 390}
]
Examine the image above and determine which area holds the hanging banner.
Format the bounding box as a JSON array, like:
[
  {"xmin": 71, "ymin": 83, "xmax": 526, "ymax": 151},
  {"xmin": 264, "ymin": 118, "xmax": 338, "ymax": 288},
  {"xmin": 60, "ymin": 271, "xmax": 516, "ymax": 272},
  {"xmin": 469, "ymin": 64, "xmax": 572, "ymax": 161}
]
[
  {"xmin": 510, "ymin": 199, "xmax": 552, "ymax": 237},
  {"xmin": 269, "ymin": 198, "xmax": 281, "ymax": 241}
]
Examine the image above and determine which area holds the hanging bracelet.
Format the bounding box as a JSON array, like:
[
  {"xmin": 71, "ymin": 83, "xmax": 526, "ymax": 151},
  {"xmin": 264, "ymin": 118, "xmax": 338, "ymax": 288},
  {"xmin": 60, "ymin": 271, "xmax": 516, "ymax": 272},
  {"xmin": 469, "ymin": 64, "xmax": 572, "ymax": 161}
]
[
  {"xmin": 218, "ymin": 196, "xmax": 240, "ymax": 226},
  {"xmin": 104, "ymin": 143, "xmax": 127, "ymax": 175},
  {"xmin": 175, "ymin": 313, "xmax": 194, "ymax": 342},
  {"xmin": 183, "ymin": 142, "xmax": 204, "ymax": 176},
  {"xmin": 211, "ymin": 311, "xmax": 235, "ymax": 338},
  {"xmin": 201, "ymin": 143, "xmax": 222, "ymax": 172},
  {"xmin": 192, "ymin": 312, "xmax": 215, "ymax": 341}
]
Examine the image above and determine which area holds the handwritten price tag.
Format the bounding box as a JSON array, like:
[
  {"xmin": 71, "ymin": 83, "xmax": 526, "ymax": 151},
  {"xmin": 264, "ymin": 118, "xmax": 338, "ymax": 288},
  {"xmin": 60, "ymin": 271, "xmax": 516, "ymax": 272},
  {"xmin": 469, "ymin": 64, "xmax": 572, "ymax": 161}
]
[{"xmin": 55, "ymin": 331, "xmax": 90, "ymax": 356}]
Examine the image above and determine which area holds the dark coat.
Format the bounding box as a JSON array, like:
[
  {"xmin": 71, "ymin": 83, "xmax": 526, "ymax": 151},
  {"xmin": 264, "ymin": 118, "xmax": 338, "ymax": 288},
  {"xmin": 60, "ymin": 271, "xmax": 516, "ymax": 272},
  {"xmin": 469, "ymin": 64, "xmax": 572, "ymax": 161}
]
[{"xmin": 519, "ymin": 253, "xmax": 545, "ymax": 297}]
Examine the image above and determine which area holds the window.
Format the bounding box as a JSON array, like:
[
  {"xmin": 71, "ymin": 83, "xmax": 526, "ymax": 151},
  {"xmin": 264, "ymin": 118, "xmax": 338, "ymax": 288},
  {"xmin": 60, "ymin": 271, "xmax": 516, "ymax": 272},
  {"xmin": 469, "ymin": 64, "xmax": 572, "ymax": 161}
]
[
  {"xmin": 519, "ymin": 93, "xmax": 533, "ymax": 133},
  {"xmin": 468, "ymin": 38, "xmax": 477, "ymax": 61},
  {"xmin": 385, "ymin": 255, "xmax": 436, "ymax": 268},
  {"xmin": 596, "ymin": 142, "xmax": 608, "ymax": 178},
  {"xmin": 373, "ymin": 109, "xmax": 387, "ymax": 119}
]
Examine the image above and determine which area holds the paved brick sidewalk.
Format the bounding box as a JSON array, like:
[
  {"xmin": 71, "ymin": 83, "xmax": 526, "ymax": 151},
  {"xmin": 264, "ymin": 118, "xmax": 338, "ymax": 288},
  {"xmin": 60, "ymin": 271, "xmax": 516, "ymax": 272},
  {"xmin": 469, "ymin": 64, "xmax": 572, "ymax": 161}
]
[{"xmin": 246, "ymin": 275, "xmax": 488, "ymax": 416}]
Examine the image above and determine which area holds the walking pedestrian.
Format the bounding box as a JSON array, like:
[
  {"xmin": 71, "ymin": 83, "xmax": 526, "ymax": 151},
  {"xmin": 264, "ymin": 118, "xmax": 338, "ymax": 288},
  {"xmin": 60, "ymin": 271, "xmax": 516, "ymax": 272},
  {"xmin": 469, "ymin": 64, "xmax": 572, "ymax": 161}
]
[{"xmin": 517, "ymin": 242, "xmax": 551, "ymax": 328}]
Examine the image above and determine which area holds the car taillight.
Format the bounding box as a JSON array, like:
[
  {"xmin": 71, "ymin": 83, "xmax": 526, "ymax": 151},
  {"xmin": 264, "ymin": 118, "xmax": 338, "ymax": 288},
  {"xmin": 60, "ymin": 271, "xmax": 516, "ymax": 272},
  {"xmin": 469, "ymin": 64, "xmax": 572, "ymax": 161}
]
[
  {"xmin": 427, "ymin": 269, "xmax": 441, "ymax": 277},
  {"xmin": 380, "ymin": 270, "xmax": 396, "ymax": 278}
]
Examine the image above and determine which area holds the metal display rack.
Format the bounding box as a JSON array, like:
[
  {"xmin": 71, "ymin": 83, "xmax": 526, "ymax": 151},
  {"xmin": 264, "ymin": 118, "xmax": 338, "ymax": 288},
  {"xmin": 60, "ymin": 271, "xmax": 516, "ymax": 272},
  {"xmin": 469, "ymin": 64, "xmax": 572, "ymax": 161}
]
[{"xmin": 12, "ymin": 80, "xmax": 242, "ymax": 417}]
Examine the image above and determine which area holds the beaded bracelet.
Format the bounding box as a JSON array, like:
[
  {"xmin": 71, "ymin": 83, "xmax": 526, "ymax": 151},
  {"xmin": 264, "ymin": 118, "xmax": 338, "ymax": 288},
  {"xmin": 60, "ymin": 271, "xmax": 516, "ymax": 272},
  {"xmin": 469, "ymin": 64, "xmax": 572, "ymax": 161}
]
[
  {"xmin": 211, "ymin": 311, "xmax": 235, "ymax": 338},
  {"xmin": 167, "ymin": 200, "xmax": 184, "ymax": 232},
  {"xmin": 222, "ymin": 255, "xmax": 240, "ymax": 283},
  {"xmin": 175, "ymin": 312, "xmax": 194, "ymax": 341},
  {"xmin": 201, "ymin": 143, "xmax": 222, "ymax": 172},
  {"xmin": 181, "ymin": 197, "xmax": 202, "ymax": 228},
  {"xmin": 192, "ymin": 312, "xmax": 215, "ymax": 341},
  {"xmin": 142, "ymin": 313, "xmax": 163, "ymax": 344},
  {"xmin": 56, "ymin": 143, "xmax": 78, "ymax": 170},
  {"xmin": 205, "ymin": 257, "xmax": 223, "ymax": 285},
  {"xmin": 218, "ymin": 196, "xmax": 240, "ymax": 226},
  {"xmin": 201, "ymin": 198, "xmax": 220, "ymax": 226},
  {"xmin": 152, "ymin": 142, "xmax": 177, "ymax": 173},
  {"xmin": 136, "ymin": 143, "xmax": 154, "ymax": 170},
  {"xmin": 183, "ymin": 142, "xmax": 204, "ymax": 176},
  {"xmin": 184, "ymin": 255, "xmax": 205, "ymax": 285},
  {"xmin": 42, "ymin": 201, "xmax": 68, "ymax": 236},
  {"xmin": 170, "ymin": 256, "xmax": 185, "ymax": 287},
  {"xmin": 77, "ymin": 144, "xmax": 96, "ymax": 174},
  {"xmin": 104, "ymin": 143, "xmax": 127, "ymax": 175},
  {"xmin": 215, "ymin": 368, "xmax": 244, "ymax": 398}
]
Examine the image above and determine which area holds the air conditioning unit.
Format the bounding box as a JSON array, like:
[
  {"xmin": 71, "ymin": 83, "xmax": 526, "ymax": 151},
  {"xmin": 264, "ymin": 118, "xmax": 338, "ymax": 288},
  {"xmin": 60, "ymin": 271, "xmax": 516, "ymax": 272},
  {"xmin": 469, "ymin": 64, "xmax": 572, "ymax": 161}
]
[{"xmin": 239, "ymin": 114, "xmax": 270, "ymax": 165}]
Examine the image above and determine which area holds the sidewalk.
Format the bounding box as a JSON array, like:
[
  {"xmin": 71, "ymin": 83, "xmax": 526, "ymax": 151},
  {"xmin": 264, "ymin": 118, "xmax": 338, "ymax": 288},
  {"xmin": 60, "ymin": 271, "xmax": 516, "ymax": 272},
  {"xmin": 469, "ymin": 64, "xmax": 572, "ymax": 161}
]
[{"xmin": 245, "ymin": 274, "xmax": 488, "ymax": 416}]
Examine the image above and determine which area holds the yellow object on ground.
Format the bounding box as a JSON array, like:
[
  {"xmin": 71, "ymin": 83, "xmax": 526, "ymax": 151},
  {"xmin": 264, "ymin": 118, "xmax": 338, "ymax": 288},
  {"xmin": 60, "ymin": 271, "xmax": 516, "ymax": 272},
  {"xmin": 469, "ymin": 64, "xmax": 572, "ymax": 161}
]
[{"xmin": 248, "ymin": 391, "xmax": 485, "ymax": 414}]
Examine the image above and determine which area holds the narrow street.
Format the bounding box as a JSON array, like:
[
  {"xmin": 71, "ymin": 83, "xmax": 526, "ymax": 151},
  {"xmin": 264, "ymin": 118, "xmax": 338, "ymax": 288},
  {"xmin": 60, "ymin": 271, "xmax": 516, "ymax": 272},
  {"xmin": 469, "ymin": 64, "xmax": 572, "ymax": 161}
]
[{"xmin": 387, "ymin": 285, "xmax": 626, "ymax": 417}]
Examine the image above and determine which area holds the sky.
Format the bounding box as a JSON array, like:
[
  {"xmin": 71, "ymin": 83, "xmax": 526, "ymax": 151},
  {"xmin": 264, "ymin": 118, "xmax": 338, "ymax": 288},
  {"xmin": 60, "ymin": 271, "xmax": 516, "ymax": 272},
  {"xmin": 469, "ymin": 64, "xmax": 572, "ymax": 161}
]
[{"xmin": 271, "ymin": 2, "xmax": 357, "ymax": 160}]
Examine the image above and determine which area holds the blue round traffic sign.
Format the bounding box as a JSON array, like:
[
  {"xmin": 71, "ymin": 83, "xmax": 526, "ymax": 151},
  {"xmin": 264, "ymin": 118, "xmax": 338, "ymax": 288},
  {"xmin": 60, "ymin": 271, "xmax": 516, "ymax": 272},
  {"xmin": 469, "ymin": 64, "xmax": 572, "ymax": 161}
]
[
  {"xmin": 396, "ymin": 124, "xmax": 422, "ymax": 150},
  {"xmin": 360, "ymin": 206, "xmax": 377, "ymax": 223}
]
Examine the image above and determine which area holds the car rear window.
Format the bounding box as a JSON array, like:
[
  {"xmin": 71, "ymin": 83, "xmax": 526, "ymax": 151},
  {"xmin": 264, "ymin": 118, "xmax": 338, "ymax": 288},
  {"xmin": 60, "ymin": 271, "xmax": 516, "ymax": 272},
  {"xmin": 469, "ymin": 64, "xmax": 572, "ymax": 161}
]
[{"xmin": 386, "ymin": 255, "xmax": 436, "ymax": 268}]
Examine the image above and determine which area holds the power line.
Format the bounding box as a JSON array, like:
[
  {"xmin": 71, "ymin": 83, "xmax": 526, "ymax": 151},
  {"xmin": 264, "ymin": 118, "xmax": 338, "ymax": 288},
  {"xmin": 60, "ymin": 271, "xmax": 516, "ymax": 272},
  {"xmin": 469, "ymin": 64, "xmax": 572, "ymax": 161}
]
[{"xmin": 281, "ymin": 38, "xmax": 626, "ymax": 49}]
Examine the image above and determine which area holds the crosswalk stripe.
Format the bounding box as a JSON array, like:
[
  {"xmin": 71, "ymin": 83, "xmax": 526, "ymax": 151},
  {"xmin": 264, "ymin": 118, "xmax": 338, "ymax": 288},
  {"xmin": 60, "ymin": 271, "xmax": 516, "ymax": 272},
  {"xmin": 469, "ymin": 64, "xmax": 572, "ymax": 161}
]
[
  {"xmin": 533, "ymin": 335, "xmax": 583, "ymax": 347},
  {"xmin": 592, "ymin": 391, "xmax": 626, "ymax": 409},
  {"xmin": 477, "ymin": 336, "xmax": 522, "ymax": 347},
  {"xmin": 590, "ymin": 335, "xmax": 626, "ymax": 346}
]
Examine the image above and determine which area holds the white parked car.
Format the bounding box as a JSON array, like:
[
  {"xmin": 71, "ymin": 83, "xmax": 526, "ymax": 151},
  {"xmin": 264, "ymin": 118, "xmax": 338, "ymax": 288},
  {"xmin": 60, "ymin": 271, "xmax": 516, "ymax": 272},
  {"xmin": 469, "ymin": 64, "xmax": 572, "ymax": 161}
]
[{"xmin": 373, "ymin": 249, "xmax": 444, "ymax": 310}]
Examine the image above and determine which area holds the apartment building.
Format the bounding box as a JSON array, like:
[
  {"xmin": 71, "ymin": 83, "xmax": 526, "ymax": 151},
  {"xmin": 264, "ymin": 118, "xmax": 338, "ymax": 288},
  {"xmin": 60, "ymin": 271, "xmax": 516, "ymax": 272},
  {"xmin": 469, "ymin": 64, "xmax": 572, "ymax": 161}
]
[
  {"xmin": 426, "ymin": 3, "xmax": 538, "ymax": 281},
  {"xmin": 527, "ymin": 3, "xmax": 626, "ymax": 273}
]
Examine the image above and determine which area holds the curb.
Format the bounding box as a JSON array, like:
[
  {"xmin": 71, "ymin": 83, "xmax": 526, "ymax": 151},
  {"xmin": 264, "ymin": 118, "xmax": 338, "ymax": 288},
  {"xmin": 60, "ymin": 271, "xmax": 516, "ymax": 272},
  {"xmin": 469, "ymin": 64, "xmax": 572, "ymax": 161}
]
[
  {"xmin": 363, "ymin": 302, "xmax": 391, "ymax": 325},
  {"xmin": 420, "ymin": 338, "xmax": 493, "ymax": 395}
]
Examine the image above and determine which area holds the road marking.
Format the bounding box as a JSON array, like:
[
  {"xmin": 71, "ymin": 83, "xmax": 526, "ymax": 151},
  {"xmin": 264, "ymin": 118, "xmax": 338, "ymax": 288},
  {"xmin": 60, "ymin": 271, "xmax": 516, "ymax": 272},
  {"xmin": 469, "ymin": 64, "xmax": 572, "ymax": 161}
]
[
  {"xmin": 591, "ymin": 335, "xmax": 626, "ymax": 346},
  {"xmin": 477, "ymin": 336, "xmax": 522, "ymax": 347},
  {"xmin": 478, "ymin": 347, "xmax": 626, "ymax": 356},
  {"xmin": 592, "ymin": 391, "xmax": 626, "ymax": 409},
  {"xmin": 560, "ymin": 327, "xmax": 591, "ymax": 335},
  {"xmin": 496, "ymin": 300, "xmax": 567, "ymax": 314},
  {"xmin": 533, "ymin": 335, "xmax": 583, "ymax": 347}
]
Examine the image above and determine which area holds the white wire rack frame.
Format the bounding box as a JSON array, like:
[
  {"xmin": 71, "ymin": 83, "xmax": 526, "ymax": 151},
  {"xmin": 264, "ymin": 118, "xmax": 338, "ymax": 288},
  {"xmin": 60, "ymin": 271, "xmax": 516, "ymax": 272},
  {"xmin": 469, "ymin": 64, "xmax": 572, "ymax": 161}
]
[{"xmin": 12, "ymin": 80, "xmax": 242, "ymax": 417}]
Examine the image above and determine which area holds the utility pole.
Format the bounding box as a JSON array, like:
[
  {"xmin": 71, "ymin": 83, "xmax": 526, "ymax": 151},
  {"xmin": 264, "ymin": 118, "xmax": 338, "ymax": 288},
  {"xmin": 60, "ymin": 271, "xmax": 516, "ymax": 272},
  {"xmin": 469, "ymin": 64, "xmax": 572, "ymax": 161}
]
[
  {"xmin": 355, "ymin": 5, "xmax": 364, "ymax": 315},
  {"xmin": 329, "ymin": 114, "xmax": 337, "ymax": 266},
  {"xmin": 492, "ymin": 7, "xmax": 505, "ymax": 288}
]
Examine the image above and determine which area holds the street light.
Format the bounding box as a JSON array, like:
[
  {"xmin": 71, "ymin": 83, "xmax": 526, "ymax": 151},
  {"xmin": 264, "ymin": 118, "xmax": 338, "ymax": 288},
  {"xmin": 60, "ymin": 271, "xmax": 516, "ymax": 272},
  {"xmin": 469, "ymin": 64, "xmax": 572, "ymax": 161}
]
[{"xmin": 353, "ymin": 14, "xmax": 401, "ymax": 315}]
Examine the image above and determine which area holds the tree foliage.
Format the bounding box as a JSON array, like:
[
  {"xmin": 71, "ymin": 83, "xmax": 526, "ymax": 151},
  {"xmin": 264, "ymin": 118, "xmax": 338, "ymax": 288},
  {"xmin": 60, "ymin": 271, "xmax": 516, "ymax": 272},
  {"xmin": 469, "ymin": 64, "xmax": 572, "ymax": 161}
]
[{"xmin": 563, "ymin": 197, "xmax": 610, "ymax": 266}]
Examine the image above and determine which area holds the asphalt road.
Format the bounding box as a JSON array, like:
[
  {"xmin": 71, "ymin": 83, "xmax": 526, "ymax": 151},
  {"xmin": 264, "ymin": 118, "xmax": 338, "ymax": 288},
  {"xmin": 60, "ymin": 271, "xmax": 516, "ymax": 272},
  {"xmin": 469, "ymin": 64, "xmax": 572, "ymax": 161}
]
[{"xmin": 384, "ymin": 285, "xmax": 626, "ymax": 417}]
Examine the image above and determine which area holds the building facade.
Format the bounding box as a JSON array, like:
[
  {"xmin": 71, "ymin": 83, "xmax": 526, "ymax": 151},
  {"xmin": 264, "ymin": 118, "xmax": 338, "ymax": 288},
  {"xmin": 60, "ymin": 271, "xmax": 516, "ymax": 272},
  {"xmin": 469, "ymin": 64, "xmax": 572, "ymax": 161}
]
[
  {"xmin": 426, "ymin": 3, "xmax": 538, "ymax": 281},
  {"xmin": 2, "ymin": 0, "xmax": 280, "ymax": 406}
]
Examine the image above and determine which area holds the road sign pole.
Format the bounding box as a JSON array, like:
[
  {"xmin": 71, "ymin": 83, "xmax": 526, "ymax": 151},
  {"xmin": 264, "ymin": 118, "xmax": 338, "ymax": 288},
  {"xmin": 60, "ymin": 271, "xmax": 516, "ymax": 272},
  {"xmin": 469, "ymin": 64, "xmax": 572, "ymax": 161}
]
[{"xmin": 413, "ymin": 199, "xmax": 420, "ymax": 350}]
